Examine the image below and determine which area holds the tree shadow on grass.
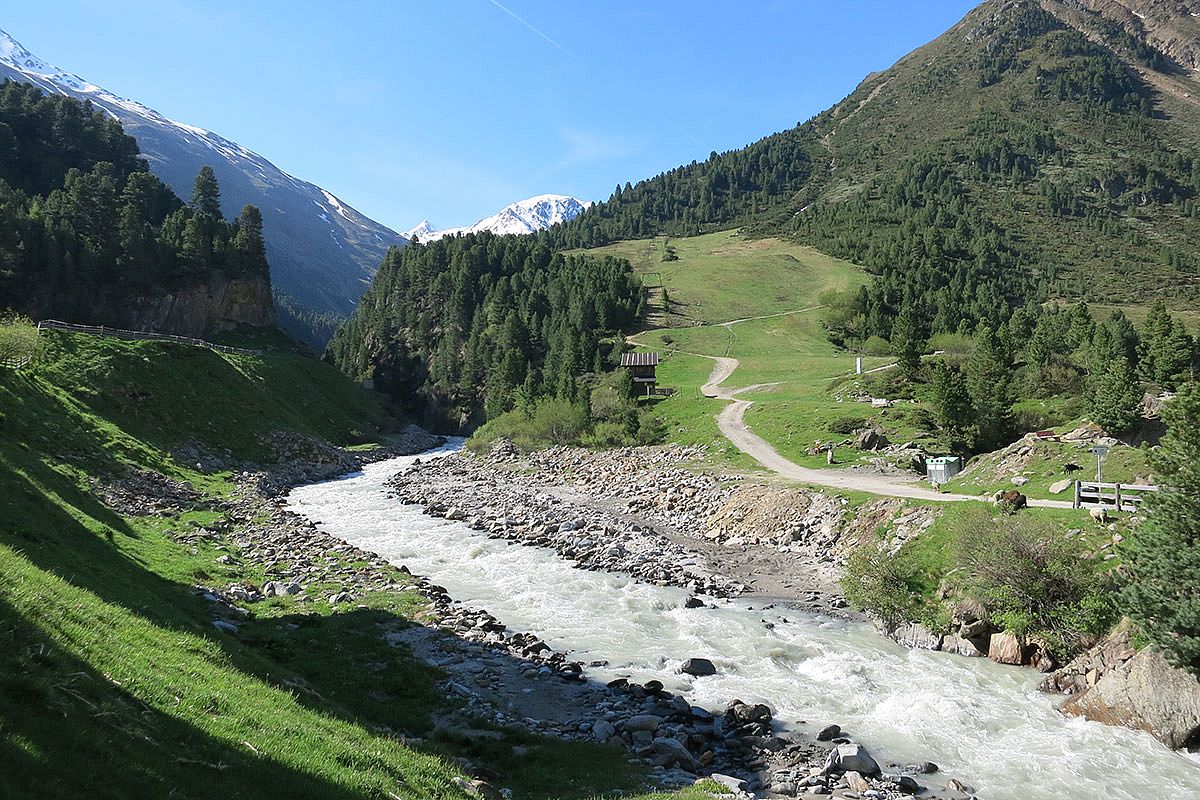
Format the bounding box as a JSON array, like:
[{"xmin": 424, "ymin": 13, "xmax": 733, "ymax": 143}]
[
  {"xmin": 214, "ymin": 604, "xmax": 651, "ymax": 800},
  {"xmin": 0, "ymin": 596, "xmax": 438, "ymax": 800}
]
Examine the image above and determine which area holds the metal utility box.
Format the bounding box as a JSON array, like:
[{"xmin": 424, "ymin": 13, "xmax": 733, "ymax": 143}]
[{"xmin": 926, "ymin": 456, "xmax": 963, "ymax": 484}]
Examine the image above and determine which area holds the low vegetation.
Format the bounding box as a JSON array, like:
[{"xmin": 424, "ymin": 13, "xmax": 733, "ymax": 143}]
[
  {"xmin": 468, "ymin": 369, "xmax": 665, "ymax": 452},
  {"xmin": 843, "ymin": 504, "xmax": 1118, "ymax": 661},
  {"xmin": 0, "ymin": 313, "xmax": 40, "ymax": 365},
  {"xmin": 0, "ymin": 332, "xmax": 664, "ymax": 798}
]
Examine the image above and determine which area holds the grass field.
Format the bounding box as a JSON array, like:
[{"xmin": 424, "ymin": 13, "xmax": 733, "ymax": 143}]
[
  {"xmin": 0, "ymin": 330, "xmax": 667, "ymax": 800},
  {"xmin": 596, "ymin": 231, "xmax": 1157, "ymax": 491},
  {"xmin": 585, "ymin": 230, "xmax": 865, "ymax": 326},
  {"xmin": 605, "ymin": 231, "xmax": 909, "ymax": 470}
]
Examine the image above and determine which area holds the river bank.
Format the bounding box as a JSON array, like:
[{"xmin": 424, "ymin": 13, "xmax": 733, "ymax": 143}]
[
  {"xmin": 163, "ymin": 432, "xmax": 946, "ymax": 798},
  {"xmin": 301, "ymin": 440, "xmax": 1200, "ymax": 800}
]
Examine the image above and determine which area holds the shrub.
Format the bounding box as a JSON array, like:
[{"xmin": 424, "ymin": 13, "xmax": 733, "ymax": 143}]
[
  {"xmin": 582, "ymin": 421, "xmax": 632, "ymax": 448},
  {"xmin": 635, "ymin": 408, "xmax": 666, "ymax": 445},
  {"xmin": 861, "ymin": 335, "xmax": 892, "ymax": 357},
  {"xmin": 951, "ymin": 506, "xmax": 1115, "ymax": 656},
  {"xmin": 468, "ymin": 397, "xmax": 589, "ymax": 451},
  {"xmin": 841, "ymin": 544, "xmax": 925, "ymax": 628},
  {"xmin": 929, "ymin": 332, "xmax": 975, "ymax": 359},
  {"xmin": 829, "ymin": 416, "xmax": 867, "ymax": 435},
  {"xmin": 0, "ymin": 313, "xmax": 41, "ymax": 366}
]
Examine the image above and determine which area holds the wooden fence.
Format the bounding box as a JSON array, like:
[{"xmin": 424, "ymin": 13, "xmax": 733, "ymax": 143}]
[
  {"xmin": 36, "ymin": 320, "xmax": 263, "ymax": 356},
  {"xmin": 1074, "ymin": 481, "xmax": 1159, "ymax": 513}
]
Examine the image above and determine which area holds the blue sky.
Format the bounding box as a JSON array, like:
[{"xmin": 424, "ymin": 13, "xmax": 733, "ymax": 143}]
[{"xmin": 4, "ymin": 1, "xmax": 978, "ymax": 232}]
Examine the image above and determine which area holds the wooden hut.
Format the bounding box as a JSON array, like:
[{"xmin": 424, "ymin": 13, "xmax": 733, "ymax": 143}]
[{"xmin": 620, "ymin": 352, "xmax": 660, "ymax": 395}]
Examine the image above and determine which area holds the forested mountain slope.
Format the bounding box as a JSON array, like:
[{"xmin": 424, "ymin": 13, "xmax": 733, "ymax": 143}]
[
  {"xmin": 326, "ymin": 234, "xmax": 643, "ymax": 430},
  {"xmin": 0, "ymin": 81, "xmax": 274, "ymax": 336},
  {"xmin": 552, "ymin": 0, "xmax": 1200, "ymax": 341},
  {"xmin": 0, "ymin": 29, "xmax": 406, "ymax": 344}
]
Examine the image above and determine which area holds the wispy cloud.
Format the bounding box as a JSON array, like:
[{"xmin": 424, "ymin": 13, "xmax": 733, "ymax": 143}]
[
  {"xmin": 485, "ymin": 0, "xmax": 577, "ymax": 60},
  {"xmin": 557, "ymin": 127, "xmax": 636, "ymax": 169}
]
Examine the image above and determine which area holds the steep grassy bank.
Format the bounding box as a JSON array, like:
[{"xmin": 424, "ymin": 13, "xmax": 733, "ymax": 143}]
[{"xmin": 0, "ymin": 331, "xmax": 654, "ymax": 799}]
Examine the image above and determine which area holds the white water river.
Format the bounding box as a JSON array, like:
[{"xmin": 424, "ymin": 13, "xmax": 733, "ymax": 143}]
[{"xmin": 286, "ymin": 449, "xmax": 1200, "ymax": 800}]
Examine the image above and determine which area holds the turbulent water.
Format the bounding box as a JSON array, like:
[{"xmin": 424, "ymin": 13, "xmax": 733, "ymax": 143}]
[{"xmin": 286, "ymin": 449, "xmax": 1200, "ymax": 800}]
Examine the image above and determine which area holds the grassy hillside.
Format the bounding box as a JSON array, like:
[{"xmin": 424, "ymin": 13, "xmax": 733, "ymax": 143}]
[
  {"xmin": 610, "ymin": 232, "xmax": 899, "ymax": 469},
  {"xmin": 0, "ymin": 331, "xmax": 655, "ymax": 799},
  {"xmin": 554, "ymin": 0, "xmax": 1200, "ymax": 342}
]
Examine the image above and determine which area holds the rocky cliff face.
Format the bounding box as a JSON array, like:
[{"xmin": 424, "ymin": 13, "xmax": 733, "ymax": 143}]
[
  {"xmin": 1044, "ymin": 0, "xmax": 1200, "ymax": 72},
  {"xmin": 1042, "ymin": 619, "xmax": 1200, "ymax": 750},
  {"xmin": 120, "ymin": 273, "xmax": 275, "ymax": 338}
]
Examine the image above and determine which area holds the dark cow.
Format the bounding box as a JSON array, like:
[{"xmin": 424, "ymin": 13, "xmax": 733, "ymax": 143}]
[{"xmin": 1062, "ymin": 463, "xmax": 1083, "ymax": 476}]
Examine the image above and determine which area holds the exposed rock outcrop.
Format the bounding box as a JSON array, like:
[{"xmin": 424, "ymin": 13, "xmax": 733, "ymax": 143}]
[
  {"xmin": 1042, "ymin": 620, "xmax": 1200, "ymax": 749},
  {"xmin": 122, "ymin": 273, "xmax": 276, "ymax": 337}
]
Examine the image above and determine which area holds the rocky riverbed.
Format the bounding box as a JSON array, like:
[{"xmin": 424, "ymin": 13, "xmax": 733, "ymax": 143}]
[
  {"xmin": 385, "ymin": 439, "xmax": 943, "ymax": 617},
  {"xmin": 147, "ymin": 434, "xmax": 960, "ymax": 798}
]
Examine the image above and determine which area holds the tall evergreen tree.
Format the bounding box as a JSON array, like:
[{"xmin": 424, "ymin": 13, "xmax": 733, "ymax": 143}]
[
  {"xmin": 890, "ymin": 304, "xmax": 926, "ymax": 377},
  {"xmin": 1121, "ymin": 383, "xmax": 1200, "ymax": 675},
  {"xmin": 1086, "ymin": 357, "xmax": 1141, "ymax": 435},
  {"xmin": 966, "ymin": 327, "xmax": 1015, "ymax": 450},
  {"xmin": 232, "ymin": 204, "xmax": 269, "ymax": 277},
  {"xmin": 931, "ymin": 362, "xmax": 974, "ymax": 450},
  {"xmin": 191, "ymin": 165, "xmax": 222, "ymax": 218}
]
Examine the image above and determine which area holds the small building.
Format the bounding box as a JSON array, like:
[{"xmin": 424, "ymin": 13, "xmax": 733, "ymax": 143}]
[
  {"xmin": 926, "ymin": 456, "xmax": 963, "ymax": 485},
  {"xmin": 620, "ymin": 352, "xmax": 660, "ymax": 395}
]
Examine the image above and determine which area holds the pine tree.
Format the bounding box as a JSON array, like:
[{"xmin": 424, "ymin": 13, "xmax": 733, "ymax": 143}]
[
  {"xmin": 191, "ymin": 165, "xmax": 222, "ymax": 219},
  {"xmin": 1121, "ymin": 383, "xmax": 1200, "ymax": 675},
  {"xmin": 931, "ymin": 362, "xmax": 974, "ymax": 449},
  {"xmin": 890, "ymin": 304, "xmax": 926, "ymax": 377},
  {"xmin": 232, "ymin": 204, "xmax": 269, "ymax": 277},
  {"xmin": 966, "ymin": 327, "xmax": 1015, "ymax": 450},
  {"xmin": 1086, "ymin": 357, "xmax": 1141, "ymax": 435}
]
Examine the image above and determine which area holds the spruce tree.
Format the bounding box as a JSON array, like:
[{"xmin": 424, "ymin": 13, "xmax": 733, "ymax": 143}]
[
  {"xmin": 890, "ymin": 304, "xmax": 926, "ymax": 377},
  {"xmin": 931, "ymin": 362, "xmax": 974, "ymax": 449},
  {"xmin": 1121, "ymin": 383, "xmax": 1200, "ymax": 675},
  {"xmin": 966, "ymin": 327, "xmax": 1015, "ymax": 450},
  {"xmin": 233, "ymin": 204, "xmax": 269, "ymax": 277},
  {"xmin": 191, "ymin": 165, "xmax": 222, "ymax": 219},
  {"xmin": 1086, "ymin": 358, "xmax": 1141, "ymax": 435}
]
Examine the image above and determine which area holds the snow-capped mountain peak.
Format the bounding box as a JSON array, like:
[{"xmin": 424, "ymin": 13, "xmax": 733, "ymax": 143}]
[
  {"xmin": 402, "ymin": 219, "xmax": 440, "ymax": 241},
  {"xmin": 407, "ymin": 194, "xmax": 591, "ymax": 243}
]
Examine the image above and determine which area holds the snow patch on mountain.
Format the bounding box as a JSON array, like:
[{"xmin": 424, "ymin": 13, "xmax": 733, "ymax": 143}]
[{"xmin": 406, "ymin": 194, "xmax": 591, "ymax": 242}]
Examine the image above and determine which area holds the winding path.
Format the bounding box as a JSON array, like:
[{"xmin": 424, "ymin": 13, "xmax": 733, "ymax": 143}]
[{"xmin": 634, "ymin": 317, "xmax": 1075, "ymax": 508}]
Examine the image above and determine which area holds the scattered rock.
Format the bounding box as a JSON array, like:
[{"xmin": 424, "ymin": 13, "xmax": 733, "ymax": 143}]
[
  {"xmin": 816, "ymin": 724, "xmax": 841, "ymax": 741},
  {"xmin": 822, "ymin": 742, "xmax": 880, "ymax": 776},
  {"xmin": 681, "ymin": 657, "xmax": 717, "ymax": 677}
]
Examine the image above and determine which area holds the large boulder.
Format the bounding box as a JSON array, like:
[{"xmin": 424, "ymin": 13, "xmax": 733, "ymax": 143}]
[
  {"xmin": 889, "ymin": 622, "xmax": 943, "ymax": 651},
  {"xmin": 1062, "ymin": 648, "xmax": 1200, "ymax": 750},
  {"xmin": 988, "ymin": 631, "xmax": 1029, "ymax": 665},
  {"xmin": 623, "ymin": 714, "xmax": 664, "ymax": 733},
  {"xmin": 651, "ymin": 736, "xmax": 698, "ymax": 771},
  {"xmin": 823, "ymin": 741, "xmax": 880, "ymax": 776},
  {"xmin": 681, "ymin": 657, "xmax": 717, "ymax": 676},
  {"xmin": 854, "ymin": 425, "xmax": 890, "ymax": 451}
]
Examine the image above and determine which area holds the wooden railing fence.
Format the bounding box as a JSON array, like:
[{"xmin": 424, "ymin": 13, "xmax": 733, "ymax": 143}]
[
  {"xmin": 1074, "ymin": 481, "xmax": 1159, "ymax": 513},
  {"xmin": 36, "ymin": 320, "xmax": 263, "ymax": 356}
]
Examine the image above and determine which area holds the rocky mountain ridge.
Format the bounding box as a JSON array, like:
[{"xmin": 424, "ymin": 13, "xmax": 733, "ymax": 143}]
[{"xmin": 404, "ymin": 194, "xmax": 591, "ymax": 242}]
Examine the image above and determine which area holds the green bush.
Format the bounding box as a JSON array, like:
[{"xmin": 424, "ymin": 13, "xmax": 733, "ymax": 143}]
[
  {"xmin": 829, "ymin": 415, "xmax": 868, "ymax": 435},
  {"xmin": 951, "ymin": 506, "xmax": 1115, "ymax": 656},
  {"xmin": 841, "ymin": 544, "xmax": 926, "ymax": 628},
  {"xmin": 0, "ymin": 313, "xmax": 41, "ymax": 365},
  {"xmin": 468, "ymin": 397, "xmax": 589, "ymax": 451},
  {"xmin": 861, "ymin": 335, "xmax": 892, "ymax": 357}
]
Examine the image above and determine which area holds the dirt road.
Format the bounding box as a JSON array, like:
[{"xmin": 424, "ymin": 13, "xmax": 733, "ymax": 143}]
[{"xmin": 700, "ymin": 356, "xmax": 1074, "ymax": 508}]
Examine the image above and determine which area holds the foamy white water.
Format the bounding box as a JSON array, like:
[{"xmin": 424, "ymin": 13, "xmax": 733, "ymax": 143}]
[{"xmin": 286, "ymin": 449, "xmax": 1200, "ymax": 800}]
